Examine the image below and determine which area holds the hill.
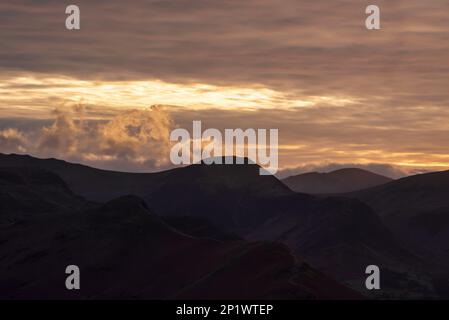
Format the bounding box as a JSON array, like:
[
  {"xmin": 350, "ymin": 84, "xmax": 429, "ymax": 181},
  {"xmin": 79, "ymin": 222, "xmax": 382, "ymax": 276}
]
[
  {"xmin": 282, "ymin": 168, "xmax": 392, "ymax": 194},
  {"xmin": 0, "ymin": 165, "xmax": 358, "ymax": 299},
  {"xmin": 0, "ymin": 154, "xmax": 438, "ymax": 297}
]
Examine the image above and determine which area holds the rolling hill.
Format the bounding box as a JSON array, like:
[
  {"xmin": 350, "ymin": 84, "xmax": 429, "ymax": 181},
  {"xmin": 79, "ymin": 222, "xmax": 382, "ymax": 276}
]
[{"xmin": 282, "ymin": 168, "xmax": 392, "ymax": 194}]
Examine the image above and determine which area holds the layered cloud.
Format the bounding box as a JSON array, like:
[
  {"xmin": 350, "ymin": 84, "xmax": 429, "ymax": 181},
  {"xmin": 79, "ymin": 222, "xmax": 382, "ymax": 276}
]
[
  {"xmin": 1, "ymin": 104, "xmax": 447, "ymax": 176},
  {"xmin": 0, "ymin": 1, "xmax": 448, "ymax": 174},
  {"xmin": 1, "ymin": 0, "xmax": 448, "ymax": 102}
]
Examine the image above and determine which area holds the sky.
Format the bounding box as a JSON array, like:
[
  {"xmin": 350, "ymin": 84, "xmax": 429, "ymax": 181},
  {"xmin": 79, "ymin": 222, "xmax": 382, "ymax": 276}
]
[{"xmin": 0, "ymin": 0, "xmax": 448, "ymax": 178}]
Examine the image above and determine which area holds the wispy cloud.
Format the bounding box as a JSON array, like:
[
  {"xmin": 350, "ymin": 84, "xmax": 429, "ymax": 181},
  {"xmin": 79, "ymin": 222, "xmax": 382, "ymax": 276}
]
[{"xmin": 0, "ymin": 75, "xmax": 354, "ymax": 118}]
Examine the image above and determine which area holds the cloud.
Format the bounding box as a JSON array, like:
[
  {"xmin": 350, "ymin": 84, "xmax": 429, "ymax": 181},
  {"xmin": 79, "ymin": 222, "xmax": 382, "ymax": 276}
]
[
  {"xmin": 0, "ymin": 0, "xmax": 448, "ymax": 104},
  {"xmin": 38, "ymin": 108, "xmax": 83, "ymax": 155},
  {"xmin": 1, "ymin": 104, "xmax": 446, "ymax": 176},
  {"xmin": 0, "ymin": 1, "xmax": 448, "ymax": 173},
  {"xmin": 0, "ymin": 105, "xmax": 174, "ymax": 172},
  {"xmin": 94, "ymin": 106, "xmax": 172, "ymax": 169},
  {"xmin": 170, "ymin": 107, "xmax": 449, "ymax": 172},
  {"xmin": 0, "ymin": 128, "xmax": 28, "ymax": 153}
]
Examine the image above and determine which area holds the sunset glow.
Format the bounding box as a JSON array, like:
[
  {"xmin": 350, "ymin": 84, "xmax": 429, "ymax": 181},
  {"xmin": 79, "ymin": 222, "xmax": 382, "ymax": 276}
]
[
  {"xmin": 1, "ymin": 0, "xmax": 448, "ymax": 177},
  {"xmin": 0, "ymin": 74, "xmax": 359, "ymax": 118}
]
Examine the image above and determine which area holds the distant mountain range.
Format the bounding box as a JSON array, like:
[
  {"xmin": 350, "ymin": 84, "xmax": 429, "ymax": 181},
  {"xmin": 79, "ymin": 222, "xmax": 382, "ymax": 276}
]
[
  {"xmin": 282, "ymin": 168, "xmax": 393, "ymax": 194},
  {"xmin": 1, "ymin": 153, "xmax": 448, "ymax": 298},
  {"xmin": 0, "ymin": 166, "xmax": 358, "ymax": 299}
]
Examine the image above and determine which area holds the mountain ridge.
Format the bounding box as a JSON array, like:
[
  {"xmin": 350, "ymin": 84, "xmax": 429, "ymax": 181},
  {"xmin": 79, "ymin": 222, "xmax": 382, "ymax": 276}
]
[
  {"xmin": 0, "ymin": 153, "xmax": 441, "ymax": 297},
  {"xmin": 282, "ymin": 168, "xmax": 393, "ymax": 194},
  {"xmin": 0, "ymin": 165, "xmax": 360, "ymax": 299}
]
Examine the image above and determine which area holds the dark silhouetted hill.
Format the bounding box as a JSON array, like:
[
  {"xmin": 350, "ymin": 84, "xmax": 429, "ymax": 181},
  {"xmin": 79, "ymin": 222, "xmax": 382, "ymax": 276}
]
[
  {"xmin": 0, "ymin": 154, "xmax": 439, "ymax": 298},
  {"xmin": 282, "ymin": 168, "xmax": 392, "ymax": 194},
  {"xmin": 0, "ymin": 164, "xmax": 359, "ymax": 299},
  {"xmin": 347, "ymin": 170, "xmax": 449, "ymax": 257},
  {"xmin": 341, "ymin": 170, "xmax": 449, "ymax": 297}
]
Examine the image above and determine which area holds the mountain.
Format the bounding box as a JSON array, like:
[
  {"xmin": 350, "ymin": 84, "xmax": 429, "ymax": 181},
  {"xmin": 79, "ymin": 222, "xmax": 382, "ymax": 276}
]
[
  {"xmin": 0, "ymin": 153, "xmax": 160, "ymax": 202},
  {"xmin": 282, "ymin": 168, "xmax": 393, "ymax": 194},
  {"xmin": 242, "ymin": 193, "xmax": 433, "ymax": 297},
  {"xmin": 0, "ymin": 166, "xmax": 359, "ymax": 299},
  {"xmin": 342, "ymin": 170, "xmax": 449, "ymax": 297},
  {"xmin": 347, "ymin": 170, "xmax": 449, "ymax": 259},
  {"xmin": 0, "ymin": 154, "xmax": 438, "ymax": 297},
  {"xmin": 0, "ymin": 154, "xmax": 291, "ymax": 228},
  {"xmin": 0, "ymin": 167, "xmax": 86, "ymax": 219}
]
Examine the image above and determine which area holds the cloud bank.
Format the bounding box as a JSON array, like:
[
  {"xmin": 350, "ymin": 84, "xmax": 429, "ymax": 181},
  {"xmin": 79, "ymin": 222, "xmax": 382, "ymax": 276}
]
[{"xmin": 0, "ymin": 105, "xmax": 173, "ymax": 172}]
